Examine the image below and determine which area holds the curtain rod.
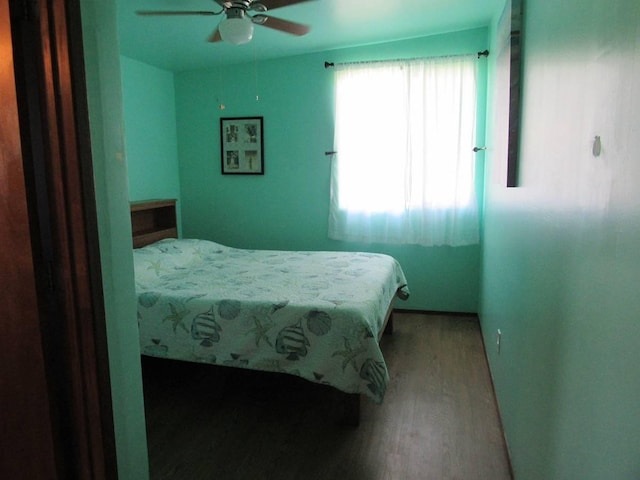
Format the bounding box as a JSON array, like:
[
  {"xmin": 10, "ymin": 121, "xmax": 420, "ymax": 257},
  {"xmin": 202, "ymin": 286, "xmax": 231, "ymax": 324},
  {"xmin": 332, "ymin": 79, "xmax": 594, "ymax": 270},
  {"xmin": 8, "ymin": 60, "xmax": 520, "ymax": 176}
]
[{"xmin": 324, "ymin": 50, "xmax": 489, "ymax": 69}]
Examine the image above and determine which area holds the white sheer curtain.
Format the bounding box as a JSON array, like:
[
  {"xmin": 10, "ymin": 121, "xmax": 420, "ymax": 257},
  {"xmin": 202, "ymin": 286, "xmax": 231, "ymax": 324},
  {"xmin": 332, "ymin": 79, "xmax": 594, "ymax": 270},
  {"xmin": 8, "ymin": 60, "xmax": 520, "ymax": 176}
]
[{"xmin": 328, "ymin": 54, "xmax": 479, "ymax": 247}]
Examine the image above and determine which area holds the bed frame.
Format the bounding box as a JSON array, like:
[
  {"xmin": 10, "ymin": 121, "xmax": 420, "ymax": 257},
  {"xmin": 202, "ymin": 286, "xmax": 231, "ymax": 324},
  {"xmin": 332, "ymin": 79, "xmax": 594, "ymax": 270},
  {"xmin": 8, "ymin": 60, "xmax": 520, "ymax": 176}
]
[{"xmin": 130, "ymin": 199, "xmax": 394, "ymax": 425}]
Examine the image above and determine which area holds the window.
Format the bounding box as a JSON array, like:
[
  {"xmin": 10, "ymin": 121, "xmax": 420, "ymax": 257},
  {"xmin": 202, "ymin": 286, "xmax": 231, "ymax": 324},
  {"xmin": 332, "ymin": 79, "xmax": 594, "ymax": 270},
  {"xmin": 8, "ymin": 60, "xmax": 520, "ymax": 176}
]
[{"xmin": 329, "ymin": 54, "xmax": 479, "ymax": 247}]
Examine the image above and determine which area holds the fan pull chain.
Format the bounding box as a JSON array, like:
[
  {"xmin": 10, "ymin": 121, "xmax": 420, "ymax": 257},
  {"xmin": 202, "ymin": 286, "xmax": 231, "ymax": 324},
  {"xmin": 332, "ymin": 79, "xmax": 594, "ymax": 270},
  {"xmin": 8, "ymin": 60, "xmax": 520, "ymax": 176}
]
[
  {"xmin": 253, "ymin": 44, "xmax": 260, "ymax": 102},
  {"xmin": 217, "ymin": 64, "xmax": 225, "ymax": 109}
]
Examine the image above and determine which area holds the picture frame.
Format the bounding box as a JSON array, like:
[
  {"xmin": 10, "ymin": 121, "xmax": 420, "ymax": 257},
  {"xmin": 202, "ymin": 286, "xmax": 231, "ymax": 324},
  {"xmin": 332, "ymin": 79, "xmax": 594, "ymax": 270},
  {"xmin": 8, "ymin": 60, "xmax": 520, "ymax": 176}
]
[
  {"xmin": 220, "ymin": 116, "xmax": 264, "ymax": 175},
  {"xmin": 505, "ymin": 0, "xmax": 523, "ymax": 188},
  {"xmin": 493, "ymin": 0, "xmax": 524, "ymax": 187}
]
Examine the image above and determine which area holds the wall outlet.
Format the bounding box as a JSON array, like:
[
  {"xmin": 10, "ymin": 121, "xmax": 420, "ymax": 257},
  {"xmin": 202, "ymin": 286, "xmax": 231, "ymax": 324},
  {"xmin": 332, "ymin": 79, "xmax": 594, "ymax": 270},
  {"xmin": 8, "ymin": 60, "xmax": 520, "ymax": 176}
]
[{"xmin": 496, "ymin": 329, "xmax": 502, "ymax": 355}]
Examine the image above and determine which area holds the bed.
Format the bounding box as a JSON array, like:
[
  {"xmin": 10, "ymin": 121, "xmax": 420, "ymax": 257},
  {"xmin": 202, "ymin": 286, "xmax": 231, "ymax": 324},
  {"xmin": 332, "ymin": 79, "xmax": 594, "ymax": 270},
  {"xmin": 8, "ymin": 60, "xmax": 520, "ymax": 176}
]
[{"xmin": 131, "ymin": 200, "xmax": 409, "ymax": 424}]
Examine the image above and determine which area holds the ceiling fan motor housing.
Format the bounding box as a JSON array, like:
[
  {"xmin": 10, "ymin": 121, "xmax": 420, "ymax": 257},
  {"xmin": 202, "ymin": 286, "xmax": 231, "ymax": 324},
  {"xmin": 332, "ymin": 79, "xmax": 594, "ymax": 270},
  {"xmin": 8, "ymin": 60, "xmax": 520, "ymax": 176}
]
[
  {"xmin": 229, "ymin": 1, "xmax": 252, "ymax": 10},
  {"xmin": 226, "ymin": 7, "xmax": 247, "ymax": 19},
  {"xmin": 226, "ymin": 1, "xmax": 268, "ymax": 12}
]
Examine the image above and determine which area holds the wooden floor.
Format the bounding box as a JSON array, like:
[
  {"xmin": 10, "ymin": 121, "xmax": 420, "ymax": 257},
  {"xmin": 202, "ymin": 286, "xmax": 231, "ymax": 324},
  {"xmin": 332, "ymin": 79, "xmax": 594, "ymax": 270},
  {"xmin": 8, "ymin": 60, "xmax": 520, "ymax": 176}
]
[{"xmin": 142, "ymin": 313, "xmax": 512, "ymax": 480}]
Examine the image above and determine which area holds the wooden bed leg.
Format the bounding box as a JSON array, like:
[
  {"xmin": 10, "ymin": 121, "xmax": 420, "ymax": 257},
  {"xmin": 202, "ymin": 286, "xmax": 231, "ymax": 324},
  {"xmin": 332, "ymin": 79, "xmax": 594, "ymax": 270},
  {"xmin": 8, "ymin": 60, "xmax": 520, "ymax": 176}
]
[
  {"xmin": 383, "ymin": 311, "xmax": 394, "ymax": 336},
  {"xmin": 336, "ymin": 392, "xmax": 360, "ymax": 427}
]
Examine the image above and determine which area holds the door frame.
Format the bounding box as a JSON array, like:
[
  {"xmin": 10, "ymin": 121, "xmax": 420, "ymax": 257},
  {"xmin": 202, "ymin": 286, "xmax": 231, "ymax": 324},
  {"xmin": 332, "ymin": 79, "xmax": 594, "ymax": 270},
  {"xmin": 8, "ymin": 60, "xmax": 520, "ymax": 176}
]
[{"xmin": 10, "ymin": 0, "xmax": 117, "ymax": 477}]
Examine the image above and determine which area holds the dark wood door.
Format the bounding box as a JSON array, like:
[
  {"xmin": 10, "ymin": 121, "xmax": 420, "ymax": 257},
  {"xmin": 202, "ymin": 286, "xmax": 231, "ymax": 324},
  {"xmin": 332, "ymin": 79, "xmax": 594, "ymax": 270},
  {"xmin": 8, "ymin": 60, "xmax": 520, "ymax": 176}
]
[
  {"xmin": 0, "ymin": 0, "xmax": 59, "ymax": 476},
  {"xmin": 1, "ymin": 0, "xmax": 117, "ymax": 478}
]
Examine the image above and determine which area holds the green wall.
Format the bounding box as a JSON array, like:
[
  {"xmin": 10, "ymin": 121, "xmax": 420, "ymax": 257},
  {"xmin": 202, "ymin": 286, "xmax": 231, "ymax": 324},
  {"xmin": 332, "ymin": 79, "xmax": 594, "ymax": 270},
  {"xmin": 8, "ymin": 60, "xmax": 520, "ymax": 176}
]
[
  {"xmin": 173, "ymin": 28, "xmax": 489, "ymax": 312},
  {"xmin": 81, "ymin": 1, "xmax": 149, "ymax": 479},
  {"xmin": 480, "ymin": 0, "xmax": 640, "ymax": 479},
  {"xmin": 120, "ymin": 56, "xmax": 181, "ymax": 205}
]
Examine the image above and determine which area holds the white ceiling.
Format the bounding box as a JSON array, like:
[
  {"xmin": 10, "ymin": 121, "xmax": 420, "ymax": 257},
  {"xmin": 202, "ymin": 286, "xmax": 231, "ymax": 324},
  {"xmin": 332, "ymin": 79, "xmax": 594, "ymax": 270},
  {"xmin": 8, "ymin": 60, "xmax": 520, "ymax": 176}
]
[{"xmin": 117, "ymin": 0, "xmax": 503, "ymax": 72}]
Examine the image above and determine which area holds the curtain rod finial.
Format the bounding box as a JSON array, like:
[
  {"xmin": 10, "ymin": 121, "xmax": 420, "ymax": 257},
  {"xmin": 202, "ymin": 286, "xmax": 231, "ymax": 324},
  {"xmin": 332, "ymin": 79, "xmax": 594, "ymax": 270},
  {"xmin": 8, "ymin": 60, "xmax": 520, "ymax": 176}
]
[{"xmin": 324, "ymin": 61, "xmax": 335, "ymax": 69}]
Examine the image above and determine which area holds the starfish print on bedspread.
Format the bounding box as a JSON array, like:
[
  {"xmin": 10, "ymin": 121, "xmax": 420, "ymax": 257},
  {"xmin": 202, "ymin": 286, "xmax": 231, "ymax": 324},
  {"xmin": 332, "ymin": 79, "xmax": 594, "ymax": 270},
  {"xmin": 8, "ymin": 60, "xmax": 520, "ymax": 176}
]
[
  {"xmin": 248, "ymin": 315, "xmax": 274, "ymax": 348},
  {"xmin": 163, "ymin": 303, "xmax": 190, "ymax": 333}
]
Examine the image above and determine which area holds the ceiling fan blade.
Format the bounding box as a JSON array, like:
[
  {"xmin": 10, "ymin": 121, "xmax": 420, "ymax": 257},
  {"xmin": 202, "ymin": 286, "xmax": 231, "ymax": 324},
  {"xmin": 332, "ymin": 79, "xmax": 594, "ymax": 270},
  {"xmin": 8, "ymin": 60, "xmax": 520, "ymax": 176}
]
[
  {"xmin": 259, "ymin": 0, "xmax": 314, "ymax": 10},
  {"xmin": 252, "ymin": 14, "xmax": 310, "ymax": 36},
  {"xmin": 207, "ymin": 28, "xmax": 223, "ymax": 43},
  {"xmin": 136, "ymin": 10, "xmax": 219, "ymax": 16}
]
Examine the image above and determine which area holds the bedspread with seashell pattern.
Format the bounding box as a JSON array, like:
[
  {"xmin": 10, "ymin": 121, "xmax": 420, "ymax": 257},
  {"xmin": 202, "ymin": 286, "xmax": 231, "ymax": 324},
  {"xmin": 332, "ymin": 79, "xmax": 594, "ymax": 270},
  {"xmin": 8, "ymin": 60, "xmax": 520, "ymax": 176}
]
[{"xmin": 133, "ymin": 238, "xmax": 409, "ymax": 403}]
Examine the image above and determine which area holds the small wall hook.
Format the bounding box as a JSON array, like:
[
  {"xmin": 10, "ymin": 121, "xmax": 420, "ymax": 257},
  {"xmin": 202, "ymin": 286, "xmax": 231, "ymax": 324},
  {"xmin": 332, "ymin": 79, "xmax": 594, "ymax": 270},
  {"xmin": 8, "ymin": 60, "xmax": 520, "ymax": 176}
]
[{"xmin": 592, "ymin": 136, "xmax": 602, "ymax": 157}]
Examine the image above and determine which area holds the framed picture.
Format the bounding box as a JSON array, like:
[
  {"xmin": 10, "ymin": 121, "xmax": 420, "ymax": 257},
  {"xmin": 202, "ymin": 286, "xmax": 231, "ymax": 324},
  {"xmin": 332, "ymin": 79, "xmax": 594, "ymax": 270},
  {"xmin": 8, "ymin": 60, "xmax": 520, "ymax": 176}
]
[
  {"xmin": 492, "ymin": 0, "xmax": 523, "ymax": 187},
  {"xmin": 220, "ymin": 116, "xmax": 264, "ymax": 175}
]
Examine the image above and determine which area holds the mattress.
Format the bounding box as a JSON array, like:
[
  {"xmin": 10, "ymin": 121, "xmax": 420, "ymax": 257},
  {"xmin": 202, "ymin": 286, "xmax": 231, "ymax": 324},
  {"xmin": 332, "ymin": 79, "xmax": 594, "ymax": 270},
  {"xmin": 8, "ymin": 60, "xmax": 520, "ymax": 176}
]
[{"xmin": 133, "ymin": 238, "xmax": 409, "ymax": 402}]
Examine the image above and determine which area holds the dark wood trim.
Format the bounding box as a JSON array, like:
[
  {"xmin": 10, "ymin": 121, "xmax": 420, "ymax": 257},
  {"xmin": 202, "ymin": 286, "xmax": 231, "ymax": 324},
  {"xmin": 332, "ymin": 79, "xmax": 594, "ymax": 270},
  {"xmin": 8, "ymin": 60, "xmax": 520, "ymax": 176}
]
[
  {"xmin": 394, "ymin": 308, "xmax": 479, "ymax": 318},
  {"xmin": 9, "ymin": 0, "xmax": 117, "ymax": 478}
]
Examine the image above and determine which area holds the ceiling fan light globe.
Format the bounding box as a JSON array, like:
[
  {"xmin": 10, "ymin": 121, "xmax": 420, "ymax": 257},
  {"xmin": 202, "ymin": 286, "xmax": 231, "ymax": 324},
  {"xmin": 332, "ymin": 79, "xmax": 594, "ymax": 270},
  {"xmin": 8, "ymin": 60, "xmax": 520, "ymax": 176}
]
[{"xmin": 219, "ymin": 17, "xmax": 254, "ymax": 45}]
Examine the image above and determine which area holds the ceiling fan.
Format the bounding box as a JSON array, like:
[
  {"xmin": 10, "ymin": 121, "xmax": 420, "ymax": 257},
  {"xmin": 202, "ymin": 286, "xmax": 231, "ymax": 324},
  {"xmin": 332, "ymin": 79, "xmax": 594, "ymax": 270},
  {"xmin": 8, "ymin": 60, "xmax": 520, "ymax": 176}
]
[{"xmin": 137, "ymin": 0, "xmax": 312, "ymax": 45}]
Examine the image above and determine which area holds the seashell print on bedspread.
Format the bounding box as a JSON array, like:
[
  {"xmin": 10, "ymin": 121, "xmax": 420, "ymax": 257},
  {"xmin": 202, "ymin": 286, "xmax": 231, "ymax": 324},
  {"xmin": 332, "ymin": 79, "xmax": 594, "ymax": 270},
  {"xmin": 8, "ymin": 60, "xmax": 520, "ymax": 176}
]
[{"xmin": 134, "ymin": 238, "xmax": 409, "ymax": 403}]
